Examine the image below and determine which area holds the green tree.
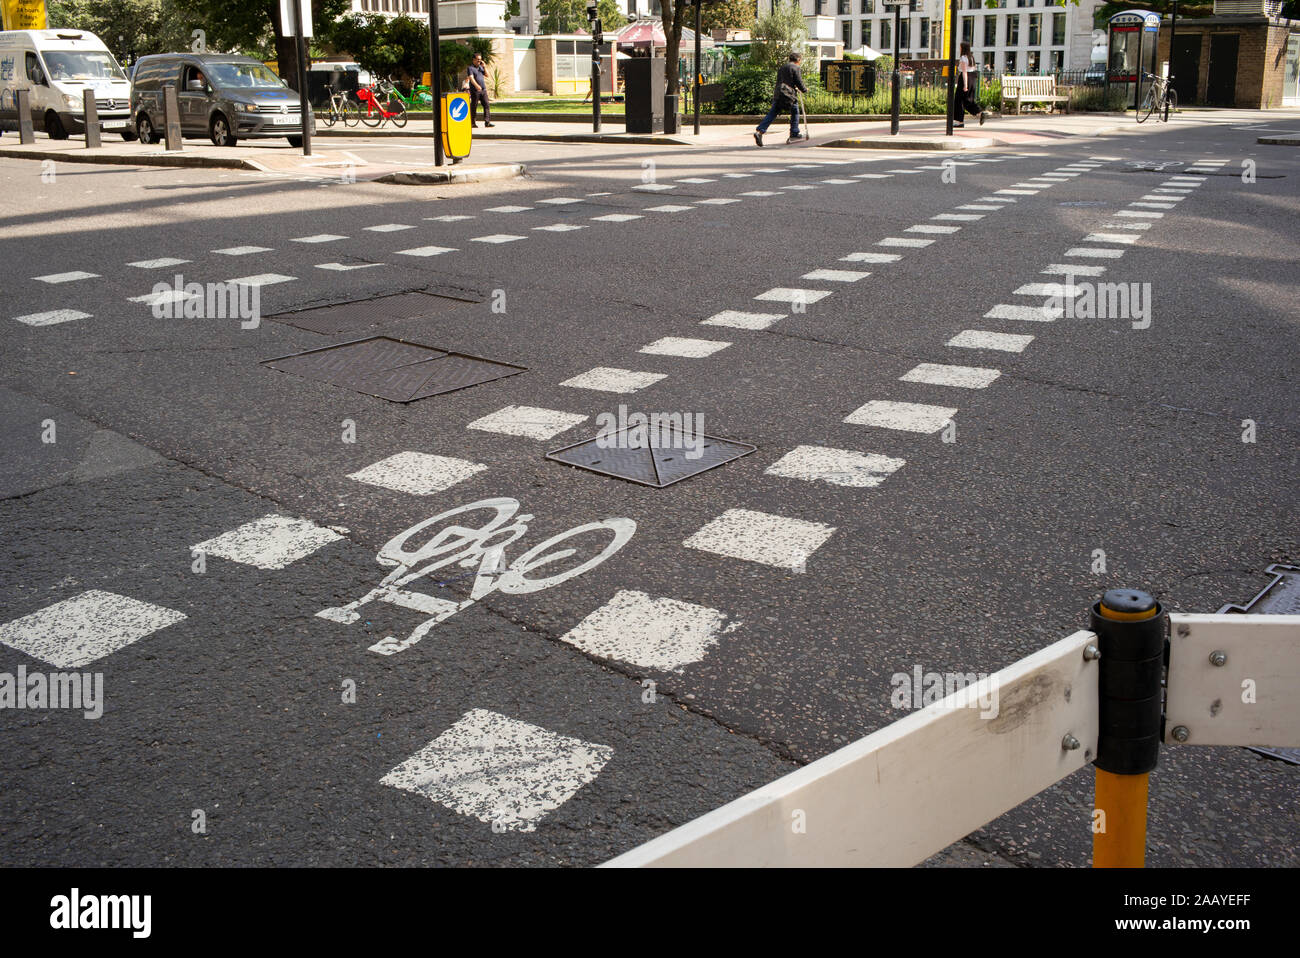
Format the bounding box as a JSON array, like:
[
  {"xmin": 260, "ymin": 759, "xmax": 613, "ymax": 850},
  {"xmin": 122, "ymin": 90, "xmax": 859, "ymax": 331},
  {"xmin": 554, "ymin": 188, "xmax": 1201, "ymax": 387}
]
[
  {"xmin": 750, "ymin": 0, "xmax": 808, "ymax": 69},
  {"xmin": 539, "ymin": 0, "xmax": 625, "ymax": 34},
  {"xmin": 699, "ymin": 0, "xmax": 758, "ymax": 33},
  {"xmin": 46, "ymin": 0, "xmax": 191, "ymax": 64}
]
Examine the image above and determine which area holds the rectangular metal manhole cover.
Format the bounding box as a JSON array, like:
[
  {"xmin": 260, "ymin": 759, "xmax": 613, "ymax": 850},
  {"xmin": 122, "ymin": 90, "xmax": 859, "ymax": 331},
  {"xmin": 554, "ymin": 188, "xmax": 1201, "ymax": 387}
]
[
  {"xmin": 546, "ymin": 424, "xmax": 754, "ymax": 488},
  {"xmin": 267, "ymin": 289, "xmax": 479, "ymax": 335},
  {"xmin": 262, "ymin": 335, "xmax": 525, "ymax": 402}
]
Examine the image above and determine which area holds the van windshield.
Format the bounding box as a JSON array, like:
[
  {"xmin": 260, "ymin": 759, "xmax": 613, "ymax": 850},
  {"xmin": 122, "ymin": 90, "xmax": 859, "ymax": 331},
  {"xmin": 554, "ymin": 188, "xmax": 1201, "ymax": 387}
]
[
  {"xmin": 206, "ymin": 62, "xmax": 286, "ymax": 89},
  {"xmin": 43, "ymin": 51, "xmax": 127, "ymax": 82}
]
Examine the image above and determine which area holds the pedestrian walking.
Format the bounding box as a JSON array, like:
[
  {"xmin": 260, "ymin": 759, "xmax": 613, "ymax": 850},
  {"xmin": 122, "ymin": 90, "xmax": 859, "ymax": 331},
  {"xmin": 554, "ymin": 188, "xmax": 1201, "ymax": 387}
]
[
  {"xmin": 467, "ymin": 52, "xmax": 494, "ymax": 128},
  {"xmin": 953, "ymin": 42, "xmax": 989, "ymax": 128},
  {"xmin": 754, "ymin": 51, "xmax": 808, "ymax": 147}
]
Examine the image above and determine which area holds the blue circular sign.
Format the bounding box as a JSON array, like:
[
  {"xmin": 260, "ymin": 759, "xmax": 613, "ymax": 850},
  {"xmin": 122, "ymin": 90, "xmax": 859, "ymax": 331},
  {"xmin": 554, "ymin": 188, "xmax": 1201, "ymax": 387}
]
[{"xmin": 450, "ymin": 97, "xmax": 468, "ymax": 122}]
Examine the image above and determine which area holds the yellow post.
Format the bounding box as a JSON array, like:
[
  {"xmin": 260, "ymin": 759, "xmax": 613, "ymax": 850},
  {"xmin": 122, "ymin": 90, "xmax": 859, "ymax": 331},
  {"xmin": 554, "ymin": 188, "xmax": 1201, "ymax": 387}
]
[{"xmin": 1091, "ymin": 592, "xmax": 1163, "ymax": 868}]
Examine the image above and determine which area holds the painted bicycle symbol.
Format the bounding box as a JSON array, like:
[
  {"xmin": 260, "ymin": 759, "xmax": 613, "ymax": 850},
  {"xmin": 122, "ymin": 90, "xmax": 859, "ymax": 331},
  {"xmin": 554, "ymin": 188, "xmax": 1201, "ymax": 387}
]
[{"xmin": 317, "ymin": 497, "xmax": 635, "ymax": 656}]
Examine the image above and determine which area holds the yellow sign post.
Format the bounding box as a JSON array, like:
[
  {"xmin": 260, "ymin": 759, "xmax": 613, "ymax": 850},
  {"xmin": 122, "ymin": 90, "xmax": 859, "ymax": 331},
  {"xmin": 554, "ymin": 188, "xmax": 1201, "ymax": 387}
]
[{"xmin": 441, "ymin": 91, "xmax": 471, "ymax": 160}]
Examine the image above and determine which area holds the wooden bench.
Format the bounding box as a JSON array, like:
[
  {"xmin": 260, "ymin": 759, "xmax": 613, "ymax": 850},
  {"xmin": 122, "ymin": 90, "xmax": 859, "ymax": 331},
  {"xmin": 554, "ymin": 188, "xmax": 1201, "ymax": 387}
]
[{"xmin": 1000, "ymin": 75, "xmax": 1070, "ymax": 115}]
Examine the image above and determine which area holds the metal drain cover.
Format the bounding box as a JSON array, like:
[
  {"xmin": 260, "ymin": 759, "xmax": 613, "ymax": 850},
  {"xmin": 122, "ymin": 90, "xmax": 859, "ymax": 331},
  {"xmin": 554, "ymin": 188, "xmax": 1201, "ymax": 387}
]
[
  {"xmin": 267, "ymin": 289, "xmax": 478, "ymax": 335},
  {"xmin": 546, "ymin": 425, "xmax": 754, "ymax": 487},
  {"xmin": 262, "ymin": 336, "xmax": 524, "ymax": 402}
]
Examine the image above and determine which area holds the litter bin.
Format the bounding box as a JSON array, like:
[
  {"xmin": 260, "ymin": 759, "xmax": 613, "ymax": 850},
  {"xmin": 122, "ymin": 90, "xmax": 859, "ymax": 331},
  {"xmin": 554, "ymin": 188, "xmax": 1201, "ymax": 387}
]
[{"xmin": 624, "ymin": 56, "xmax": 665, "ymax": 134}]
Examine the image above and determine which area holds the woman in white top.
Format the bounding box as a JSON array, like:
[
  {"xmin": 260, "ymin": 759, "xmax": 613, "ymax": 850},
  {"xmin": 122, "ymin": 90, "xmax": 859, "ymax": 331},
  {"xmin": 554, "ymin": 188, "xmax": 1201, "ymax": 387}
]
[{"xmin": 954, "ymin": 42, "xmax": 989, "ymax": 128}]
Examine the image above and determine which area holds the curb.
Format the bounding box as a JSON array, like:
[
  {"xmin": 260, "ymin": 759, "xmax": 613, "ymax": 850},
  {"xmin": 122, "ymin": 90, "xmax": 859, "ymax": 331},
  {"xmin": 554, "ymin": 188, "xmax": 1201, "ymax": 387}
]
[
  {"xmin": 0, "ymin": 146, "xmax": 258, "ymax": 170},
  {"xmin": 374, "ymin": 163, "xmax": 526, "ymax": 184},
  {"xmin": 314, "ymin": 127, "xmax": 691, "ymax": 145},
  {"xmin": 1257, "ymin": 135, "xmax": 1300, "ymax": 145},
  {"xmin": 822, "ymin": 136, "xmax": 997, "ymax": 150}
]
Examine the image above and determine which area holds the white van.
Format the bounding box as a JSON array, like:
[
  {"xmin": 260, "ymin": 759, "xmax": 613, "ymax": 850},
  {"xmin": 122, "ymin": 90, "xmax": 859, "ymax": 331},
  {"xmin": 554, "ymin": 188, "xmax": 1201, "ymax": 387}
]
[{"xmin": 0, "ymin": 29, "xmax": 134, "ymax": 140}]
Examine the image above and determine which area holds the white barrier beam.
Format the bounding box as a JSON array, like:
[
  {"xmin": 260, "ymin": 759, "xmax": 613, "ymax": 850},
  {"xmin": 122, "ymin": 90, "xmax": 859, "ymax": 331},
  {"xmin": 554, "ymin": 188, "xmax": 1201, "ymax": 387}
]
[
  {"xmin": 604, "ymin": 630, "xmax": 1100, "ymax": 867},
  {"xmin": 1165, "ymin": 613, "xmax": 1300, "ymax": 747}
]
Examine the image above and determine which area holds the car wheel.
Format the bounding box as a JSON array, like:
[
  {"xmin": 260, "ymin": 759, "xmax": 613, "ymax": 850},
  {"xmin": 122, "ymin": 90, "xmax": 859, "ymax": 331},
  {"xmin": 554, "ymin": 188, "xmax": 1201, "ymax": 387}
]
[
  {"xmin": 136, "ymin": 114, "xmax": 158, "ymax": 144},
  {"xmin": 44, "ymin": 111, "xmax": 69, "ymax": 140},
  {"xmin": 286, "ymin": 135, "xmax": 303, "ymax": 147},
  {"xmin": 120, "ymin": 128, "xmax": 138, "ymax": 142},
  {"xmin": 209, "ymin": 112, "xmax": 237, "ymax": 147}
]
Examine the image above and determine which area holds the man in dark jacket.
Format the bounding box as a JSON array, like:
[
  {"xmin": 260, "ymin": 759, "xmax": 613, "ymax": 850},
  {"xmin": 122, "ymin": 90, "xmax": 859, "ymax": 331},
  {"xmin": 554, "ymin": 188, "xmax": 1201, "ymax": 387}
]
[
  {"xmin": 754, "ymin": 52, "xmax": 808, "ymax": 146},
  {"xmin": 467, "ymin": 53, "xmax": 494, "ymax": 128}
]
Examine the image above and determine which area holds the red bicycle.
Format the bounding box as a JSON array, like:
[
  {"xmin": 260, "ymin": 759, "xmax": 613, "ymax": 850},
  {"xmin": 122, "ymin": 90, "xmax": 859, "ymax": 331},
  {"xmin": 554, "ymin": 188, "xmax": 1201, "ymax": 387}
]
[{"xmin": 356, "ymin": 77, "xmax": 408, "ymax": 128}]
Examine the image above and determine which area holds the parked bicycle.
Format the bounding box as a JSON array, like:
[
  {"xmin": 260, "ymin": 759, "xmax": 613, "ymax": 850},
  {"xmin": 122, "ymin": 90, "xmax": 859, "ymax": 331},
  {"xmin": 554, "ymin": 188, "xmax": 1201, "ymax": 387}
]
[
  {"xmin": 1138, "ymin": 71, "xmax": 1177, "ymax": 123},
  {"xmin": 356, "ymin": 77, "xmax": 408, "ymax": 128},
  {"xmin": 321, "ymin": 88, "xmax": 359, "ymax": 128},
  {"xmin": 383, "ymin": 76, "xmax": 434, "ymax": 110}
]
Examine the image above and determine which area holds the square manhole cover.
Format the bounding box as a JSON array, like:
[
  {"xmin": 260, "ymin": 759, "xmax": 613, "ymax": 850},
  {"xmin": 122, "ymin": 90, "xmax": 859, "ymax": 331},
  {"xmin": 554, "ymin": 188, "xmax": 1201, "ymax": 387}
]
[
  {"xmin": 267, "ymin": 289, "xmax": 479, "ymax": 335},
  {"xmin": 546, "ymin": 424, "xmax": 755, "ymax": 488},
  {"xmin": 262, "ymin": 336, "xmax": 525, "ymax": 402}
]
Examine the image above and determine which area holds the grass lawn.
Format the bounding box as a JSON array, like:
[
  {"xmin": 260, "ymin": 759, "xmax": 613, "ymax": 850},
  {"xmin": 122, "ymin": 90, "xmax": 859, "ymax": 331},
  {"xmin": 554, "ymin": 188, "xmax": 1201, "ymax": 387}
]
[{"xmin": 494, "ymin": 98, "xmax": 625, "ymax": 114}]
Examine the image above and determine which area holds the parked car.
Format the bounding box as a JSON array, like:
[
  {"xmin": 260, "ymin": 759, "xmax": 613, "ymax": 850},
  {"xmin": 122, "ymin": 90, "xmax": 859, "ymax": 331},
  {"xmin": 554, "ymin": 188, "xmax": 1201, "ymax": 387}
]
[
  {"xmin": 0, "ymin": 29, "xmax": 134, "ymax": 139},
  {"xmin": 130, "ymin": 52, "xmax": 315, "ymax": 147}
]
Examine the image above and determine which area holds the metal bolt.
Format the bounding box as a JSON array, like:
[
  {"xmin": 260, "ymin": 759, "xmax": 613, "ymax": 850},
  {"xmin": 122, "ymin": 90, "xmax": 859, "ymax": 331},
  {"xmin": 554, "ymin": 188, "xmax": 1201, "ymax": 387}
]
[
  {"xmin": 1177, "ymin": 624, "xmax": 1190, "ymax": 637},
  {"xmin": 1209, "ymin": 650, "xmax": 1227, "ymax": 667},
  {"xmin": 1083, "ymin": 644, "xmax": 1101, "ymax": 661},
  {"xmin": 1062, "ymin": 733, "xmax": 1081, "ymax": 751},
  {"xmin": 1172, "ymin": 725, "xmax": 1190, "ymax": 742}
]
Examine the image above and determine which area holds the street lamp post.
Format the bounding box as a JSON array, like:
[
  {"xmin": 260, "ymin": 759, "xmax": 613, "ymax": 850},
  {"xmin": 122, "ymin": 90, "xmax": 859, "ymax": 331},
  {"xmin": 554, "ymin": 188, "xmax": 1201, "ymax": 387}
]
[
  {"xmin": 428, "ymin": 0, "xmax": 444, "ymax": 166},
  {"xmin": 890, "ymin": 4, "xmax": 901, "ymax": 135},
  {"xmin": 588, "ymin": 4, "xmax": 602, "ymax": 133}
]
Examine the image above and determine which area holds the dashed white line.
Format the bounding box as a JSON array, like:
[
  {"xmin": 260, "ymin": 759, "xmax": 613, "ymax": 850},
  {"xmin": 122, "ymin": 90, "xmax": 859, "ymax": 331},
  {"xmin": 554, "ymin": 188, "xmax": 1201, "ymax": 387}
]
[
  {"xmin": 900, "ymin": 363, "xmax": 1001, "ymax": 389},
  {"xmin": 395, "ymin": 246, "xmax": 457, "ymax": 257},
  {"xmin": 639, "ymin": 336, "xmax": 731, "ymax": 358},
  {"xmin": 348, "ymin": 451, "xmax": 487, "ymax": 495},
  {"xmin": 947, "ymin": 330, "xmax": 1035, "ymax": 353},
  {"xmin": 802, "ymin": 268, "xmax": 870, "ymax": 282},
  {"xmin": 560, "ymin": 367, "xmax": 667, "ymax": 393},
  {"xmin": 765, "ymin": 445, "xmax": 906, "ymax": 488},
  {"xmin": 467, "ymin": 405, "xmax": 588, "ymax": 440},
  {"xmin": 684, "ymin": 508, "xmax": 835, "ymax": 572},
  {"xmin": 844, "ymin": 399, "xmax": 956, "ymax": 434},
  {"xmin": 701, "ymin": 309, "xmax": 786, "ymax": 330},
  {"xmin": 34, "ymin": 271, "xmax": 99, "ymax": 283},
  {"xmin": 15, "ymin": 309, "xmax": 92, "ymax": 326}
]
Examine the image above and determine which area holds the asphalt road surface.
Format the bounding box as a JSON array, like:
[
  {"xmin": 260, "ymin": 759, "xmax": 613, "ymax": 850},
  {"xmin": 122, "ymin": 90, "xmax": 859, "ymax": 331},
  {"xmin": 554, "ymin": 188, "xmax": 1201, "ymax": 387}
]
[{"xmin": 1, "ymin": 110, "xmax": 1297, "ymax": 867}]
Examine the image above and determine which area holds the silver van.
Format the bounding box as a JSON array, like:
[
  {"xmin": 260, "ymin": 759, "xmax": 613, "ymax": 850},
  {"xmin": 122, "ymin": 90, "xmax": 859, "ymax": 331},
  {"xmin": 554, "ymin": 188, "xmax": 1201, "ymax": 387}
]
[
  {"xmin": 0, "ymin": 29, "xmax": 134, "ymax": 139},
  {"xmin": 131, "ymin": 53, "xmax": 315, "ymax": 147}
]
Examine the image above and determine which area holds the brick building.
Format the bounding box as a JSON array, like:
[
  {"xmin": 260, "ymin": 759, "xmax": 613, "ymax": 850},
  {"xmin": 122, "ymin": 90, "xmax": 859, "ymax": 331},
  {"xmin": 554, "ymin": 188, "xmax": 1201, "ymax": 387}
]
[{"xmin": 1156, "ymin": 1, "xmax": 1300, "ymax": 108}]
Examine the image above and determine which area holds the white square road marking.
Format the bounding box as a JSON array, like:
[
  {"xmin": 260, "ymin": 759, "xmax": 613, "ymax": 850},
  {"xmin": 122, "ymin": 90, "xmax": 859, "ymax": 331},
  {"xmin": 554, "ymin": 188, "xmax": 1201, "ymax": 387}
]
[
  {"xmin": 985, "ymin": 303, "xmax": 1063, "ymax": 322},
  {"xmin": 906, "ymin": 225, "xmax": 960, "ymax": 234},
  {"xmin": 755, "ymin": 288, "xmax": 832, "ymax": 305},
  {"xmin": 1083, "ymin": 233, "xmax": 1139, "ymax": 244},
  {"xmin": 15, "ymin": 309, "xmax": 91, "ymax": 326},
  {"xmin": 845, "ymin": 250, "xmax": 903, "ymax": 261},
  {"xmin": 1064, "ymin": 247, "xmax": 1126, "ymax": 259},
  {"xmin": 472, "ymin": 234, "xmax": 528, "ymax": 244},
  {"xmin": 347, "ymin": 451, "xmax": 487, "ymax": 496},
  {"xmin": 592, "ymin": 213, "xmax": 642, "ymax": 222},
  {"xmin": 948, "ymin": 330, "xmax": 1035, "ymax": 353},
  {"xmin": 1043, "ymin": 263, "xmax": 1106, "ymax": 276},
  {"xmin": 876, "ymin": 238, "xmax": 932, "ymax": 248},
  {"xmin": 845, "ymin": 399, "xmax": 956, "ymax": 434},
  {"xmin": 561, "ymin": 590, "xmax": 734, "ymax": 671},
  {"xmin": 0, "ymin": 590, "xmax": 186, "ymax": 669},
  {"xmin": 1014, "ymin": 283, "xmax": 1079, "ymax": 298},
  {"xmin": 802, "ymin": 269, "xmax": 870, "ymax": 282},
  {"xmin": 467, "ymin": 405, "xmax": 588, "ymax": 441},
  {"xmin": 701, "ymin": 309, "xmax": 785, "ymax": 330},
  {"xmin": 129, "ymin": 289, "xmax": 197, "ymax": 307},
  {"xmin": 739, "ymin": 190, "xmax": 781, "ymax": 197},
  {"xmin": 684, "ymin": 508, "xmax": 836, "ymax": 573},
  {"xmin": 1140, "ymin": 194, "xmax": 1183, "ymax": 202},
  {"xmin": 1115, "ymin": 210, "xmax": 1162, "ymax": 218},
  {"xmin": 317, "ymin": 262, "xmax": 383, "ymax": 271},
  {"xmin": 696, "ymin": 197, "xmax": 741, "ymax": 205},
  {"xmin": 127, "ymin": 257, "xmax": 190, "ymax": 268},
  {"xmin": 381, "ymin": 709, "xmax": 612, "ymax": 833},
  {"xmin": 213, "ymin": 246, "xmax": 273, "ymax": 256},
  {"xmin": 560, "ymin": 367, "xmax": 667, "ymax": 393},
  {"xmin": 765, "ymin": 445, "xmax": 906, "ymax": 489},
  {"xmin": 227, "ymin": 274, "xmax": 296, "ymax": 287},
  {"xmin": 721, "ymin": 173, "xmax": 753, "ymax": 178},
  {"xmin": 533, "ymin": 224, "xmax": 586, "ymax": 232},
  {"xmin": 853, "ymin": 173, "xmax": 892, "ymax": 179},
  {"xmin": 976, "ymin": 196, "xmax": 1015, "ymax": 203},
  {"xmin": 424, "ymin": 215, "xmax": 475, "ymax": 222},
  {"xmin": 956, "ymin": 205, "xmax": 1001, "ymax": 211},
  {"xmin": 536, "ymin": 197, "xmax": 585, "ymax": 205},
  {"xmin": 675, "ymin": 177, "xmax": 716, "ymax": 184},
  {"xmin": 820, "ymin": 178, "xmax": 857, "ymax": 184},
  {"xmin": 900, "ymin": 363, "xmax": 1001, "ymax": 389},
  {"xmin": 193, "ymin": 515, "xmax": 343, "ymax": 570},
  {"xmin": 932, "ymin": 213, "xmax": 983, "ymax": 221},
  {"xmin": 365, "ymin": 223, "xmax": 415, "ymax": 232},
  {"xmin": 639, "ymin": 336, "xmax": 731, "ymax": 358},
  {"xmin": 291, "ymin": 234, "xmax": 347, "ymax": 244},
  {"xmin": 484, "ymin": 205, "xmax": 533, "ymax": 213},
  {"xmin": 1129, "ymin": 202, "xmax": 1175, "ymax": 210},
  {"xmin": 632, "ymin": 183, "xmax": 675, "ymax": 192},
  {"xmin": 645, "ymin": 204, "xmax": 694, "ymax": 213},
  {"xmin": 396, "ymin": 246, "xmax": 456, "ymax": 257},
  {"xmin": 34, "ymin": 271, "xmax": 99, "ymax": 283},
  {"xmin": 995, "ymin": 189, "xmax": 1037, "ymax": 196},
  {"xmin": 780, "ymin": 184, "xmax": 818, "ymax": 191},
  {"xmin": 1100, "ymin": 222, "xmax": 1152, "ymax": 230}
]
